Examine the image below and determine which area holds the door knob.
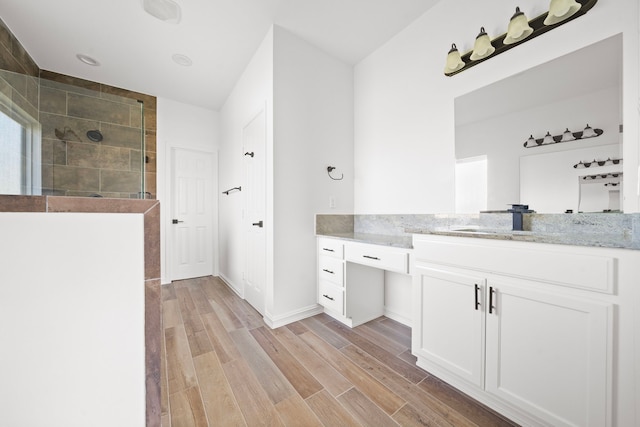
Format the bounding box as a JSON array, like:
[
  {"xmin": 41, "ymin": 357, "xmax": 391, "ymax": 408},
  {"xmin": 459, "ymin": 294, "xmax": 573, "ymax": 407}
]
[
  {"xmin": 172, "ymin": 219, "xmax": 184, "ymax": 224},
  {"xmin": 252, "ymin": 220, "xmax": 263, "ymax": 228}
]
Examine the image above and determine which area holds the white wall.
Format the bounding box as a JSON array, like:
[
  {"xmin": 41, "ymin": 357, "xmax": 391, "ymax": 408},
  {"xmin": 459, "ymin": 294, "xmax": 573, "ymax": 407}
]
[
  {"xmin": 218, "ymin": 26, "xmax": 354, "ymax": 326},
  {"xmin": 0, "ymin": 213, "xmax": 145, "ymax": 427},
  {"xmin": 156, "ymin": 97, "xmax": 220, "ymax": 284},
  {"xmin": 219, "ymin": 27, "xmax": 274, "ymax": 296},
  {"xmin": 271, "ymin": 26, "xmax": 354, "ymax": 321},
  {"xmin": 354, "ymin": 0, "xmax": 639, "ymax": 214}
]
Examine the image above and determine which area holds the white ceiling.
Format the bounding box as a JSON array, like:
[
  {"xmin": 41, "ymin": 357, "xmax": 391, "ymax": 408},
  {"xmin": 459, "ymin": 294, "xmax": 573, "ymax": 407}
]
[{"xmin": 0, "ymin": 0, "xmax": 441, "ymax": 110}]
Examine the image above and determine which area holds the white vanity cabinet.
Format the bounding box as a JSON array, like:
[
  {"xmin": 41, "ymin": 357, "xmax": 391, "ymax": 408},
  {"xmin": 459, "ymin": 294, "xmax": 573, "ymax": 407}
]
[
  {"xmin": 317, "ymin": 237, "xmax": 410, "ymax": 327},
  {"xmin": 412, "ymin": 234, "xmax": 619, "ymax": 427}
]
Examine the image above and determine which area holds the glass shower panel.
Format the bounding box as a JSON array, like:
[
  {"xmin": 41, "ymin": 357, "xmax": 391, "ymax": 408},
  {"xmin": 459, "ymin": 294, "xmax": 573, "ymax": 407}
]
[{"xmin": 39, "ymin": 78, "xmax": 145, "ymax": 198}]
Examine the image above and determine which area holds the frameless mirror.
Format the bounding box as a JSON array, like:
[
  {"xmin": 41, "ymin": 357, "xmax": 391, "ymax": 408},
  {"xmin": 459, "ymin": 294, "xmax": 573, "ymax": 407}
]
[{"xmin": 454, "ymin": 34, "xmax": 623, "ymax": 213}]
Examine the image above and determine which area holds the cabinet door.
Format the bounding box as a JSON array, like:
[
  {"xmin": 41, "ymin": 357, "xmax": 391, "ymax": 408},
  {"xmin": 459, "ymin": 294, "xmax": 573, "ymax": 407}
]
[
  {"xmin": 413, "ymin": 265, "xmax": 486, "ymax": 387},
  {"xmin": 485, "ymin": 281, "xmax": 612, "ymax": 427}
]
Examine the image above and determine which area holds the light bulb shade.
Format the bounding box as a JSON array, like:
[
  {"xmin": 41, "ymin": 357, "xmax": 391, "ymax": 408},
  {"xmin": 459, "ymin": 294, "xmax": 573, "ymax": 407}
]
[
  {"xmin": 544, "ymin": 0, "xmax": 582, "ymax": 25},
  {"xmin": 543, "ymin": 131, "xmax": 555, "ymax": 144},
  {"xmin": 504, "ymin": 7, "xmax": 533, "ymax": 45},
  {"xmin": 561, "ymin": 128, "xmax": 575, "ymax": 142},
  {"xmin": 582, "ymin": 124, "xmax": 597, "ymax": 138},
  {"xmin": 470, "ymin": 27, "xmax": 495, "ymax": 61},
  {"xmin": 526, "ymin": 135, "xmax": 537, "ymax": 147},
  {"xmin": 444, "ymin": 44, "xmax": 465, "ymax": 74}
]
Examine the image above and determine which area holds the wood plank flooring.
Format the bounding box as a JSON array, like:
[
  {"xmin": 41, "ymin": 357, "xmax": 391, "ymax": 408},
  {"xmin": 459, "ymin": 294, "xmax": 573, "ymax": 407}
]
[{"xmin": 161, "ymin": 276, "xmax": 518, "ymax": 427}]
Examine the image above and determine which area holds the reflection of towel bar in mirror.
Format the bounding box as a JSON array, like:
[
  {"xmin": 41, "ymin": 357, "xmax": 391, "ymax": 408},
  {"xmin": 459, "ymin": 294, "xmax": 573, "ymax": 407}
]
[
  {"xmin": 524, "ymin": 125, "xmax": 603, "ymax": 148},
  {"xmin": 222, "ymin": 186, "xmax": 241, "ymax": 195},
  {"xmin": 574, "ymin": 157, "xmax": 622, "ymax": 169}
]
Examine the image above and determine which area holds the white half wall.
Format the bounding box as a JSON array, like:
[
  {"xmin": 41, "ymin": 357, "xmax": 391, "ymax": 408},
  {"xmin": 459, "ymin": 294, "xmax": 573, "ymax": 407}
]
[
  {"xmin": 0, "ymin": 213, "xmax": 145, "ymax": 427},
  {"xmin": 157, "ymin": 97, "xmax": 220, "ymax": 284},
  {"xmin": 354, "ymin": 0, "xmax": 639, "ymax": 213}
]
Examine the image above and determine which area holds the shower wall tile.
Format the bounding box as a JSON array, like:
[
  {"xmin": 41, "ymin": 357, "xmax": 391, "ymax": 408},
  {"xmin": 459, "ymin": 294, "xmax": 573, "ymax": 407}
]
[
  {"xmin": 130, "ymin": 104, "xmax": 143, "ymax": 128},
  {"xmin": 40, "ymin": 86, "xmax": 67, "ymax": 115},
  {"xmin": 0, "ymin": 19, "xmax": 38, "ymax": 77},
  {"xmin": 39, "ymin": 112, "xmax": 99, "ymax": 143},
  {"xmin": 41, "ymin": 139, "xmax": 67, "ymax": 166},
  {"xmin": 41, "ymin": 165, "xmax": 53, "ymax": 189},
  {"xmin": 145, "ymin": 131, "xmax": 157, "ymax": 152},
  {"xmin": 1, "ymin": 70, "xmax": 27, "ymax": 98},
  {"xmin": 39, "ymin": 70, "xmax": 101, "ymax": 93},
  {"xmin": 101, "ymin": 170, "xmax": 142, "ymax": 193},
  {"xmin": 145, "ymin": 172, "xmax": 157, "ymax": 196},
  {"xmin": 53, "ymin": 166, "xmax": 100, "ymax": 192},
  {"xmin": 145, "ymin": 151, "xmax": 157, "ymax": 173},
  {"xmin": 100, "ymin": 122, "xmax": 144, "ymax": 150},
  {"xmin": 11, "ymin": 89, "xmax": 38, "ymax": 119},
  {"xmin": 67, "ymin": 142, "xmax": 131, "ymax": 170},
  {"xmin": 67, "ymin": 93, "xmax": 131, "ymax": 126},
  {"xmin": 144, "ymin": 108, "xmax": 157, "ymax": 132}
]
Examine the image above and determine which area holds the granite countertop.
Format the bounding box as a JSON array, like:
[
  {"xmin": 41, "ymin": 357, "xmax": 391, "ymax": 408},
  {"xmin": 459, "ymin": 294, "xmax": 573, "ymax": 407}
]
[
  {"xmin": 317, "ymin": 232, "xmax": 413, "ymax": 249},
  {"xmin": 316, "ymin": 213, "xmax": 640, "ymax": 251}
]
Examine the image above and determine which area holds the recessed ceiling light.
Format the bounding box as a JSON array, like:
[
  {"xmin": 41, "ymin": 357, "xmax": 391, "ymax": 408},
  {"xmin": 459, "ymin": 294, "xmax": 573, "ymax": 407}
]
[
  {"xmin": 143, "ymin": 0, "xmax": 181, "ymax": 24},
  {"xmin": 76, "ymin": 54, "xmax": 100, "ymax": 66},
  {"xmin": 172, "ymin": 54, "xmax": 193, "ymax": 67}
]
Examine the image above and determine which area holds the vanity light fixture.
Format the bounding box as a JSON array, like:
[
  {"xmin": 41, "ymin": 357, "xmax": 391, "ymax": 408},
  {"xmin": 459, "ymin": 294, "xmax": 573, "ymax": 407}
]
[
  {"xmin": 470, "ymin": 27, "xmax": 495, "ymax": 61},
  {"xmin": 444, "ymin": 0, "xmax": 598, "ymax": 77},
  {"xmin": 444, "ymin": 44, "xmax": 465, "ymax": 74},
  {"xmin": 526, "ymin": 135, "xmax": 538, "ymax": 146},
  {"xmin": 504, "ymin": 7, "xmax": 533, "ymax": 45},
  {"xmin": 542, "ymin": 131, "xmax": 555, "ymax": 145},
  {"xmin": 544, "ymin": 0, "xmax": 582, "ymax": 25}
]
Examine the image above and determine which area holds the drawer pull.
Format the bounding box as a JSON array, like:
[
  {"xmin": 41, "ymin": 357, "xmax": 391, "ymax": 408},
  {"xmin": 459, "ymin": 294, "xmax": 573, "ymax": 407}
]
[
  {"xmin": 474, "ymin": 284, "xmax": 480, "ymax": 311},
  {"xmin": 489, "ymin": 286, "xmax": 496, "ymax": 314},
  {"xmin": 322, "ymin": 248, "xmax": 335, "ymax": 252},
  {"xmin": 363, "ymin": 255, "xmax": 380, "ymax": 260},
  {"xmin": 322, "ymin": 294, "xmax": 335, "ymax": 301},
  {"xmin": 322, "ymin": 269, "xmax": 334, "ymax": 275}
]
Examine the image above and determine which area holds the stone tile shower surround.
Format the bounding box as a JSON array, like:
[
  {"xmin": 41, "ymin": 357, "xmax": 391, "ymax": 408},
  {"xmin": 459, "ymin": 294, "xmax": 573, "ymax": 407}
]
[{"xmin": 39, "ymin": 71, "xmax": 157, "ymax": 198}]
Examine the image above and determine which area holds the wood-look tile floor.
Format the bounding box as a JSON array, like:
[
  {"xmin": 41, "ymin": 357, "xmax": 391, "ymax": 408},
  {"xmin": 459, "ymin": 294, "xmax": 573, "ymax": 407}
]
[{"xmin": 161, "ymin": 276, "xmax": 518, "ymax": 427}]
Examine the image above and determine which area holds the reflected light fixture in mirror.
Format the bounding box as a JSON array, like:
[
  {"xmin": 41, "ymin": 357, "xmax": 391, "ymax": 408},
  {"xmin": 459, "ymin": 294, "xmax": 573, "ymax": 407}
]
[
  {"xmin": 544, "ymin": 0, "xmax": 582, "ymax": 25},
  {"xmin": 561, "ymin": 128, "xmax": 575, "ymax": 142},
  {"xmin": 504, "ymin": 7, "xmax": 533, "ymax": 45},
  {"xmin": 444, "ymin": 44, "xmax": 465, "ymax": 74},
  {"xmin": 582, "ymin": 124, "xmax": 597, "ymax": 138},
  {"xmin": 470, "ymin": 27, "xmax": 495, "ymax": 61}
]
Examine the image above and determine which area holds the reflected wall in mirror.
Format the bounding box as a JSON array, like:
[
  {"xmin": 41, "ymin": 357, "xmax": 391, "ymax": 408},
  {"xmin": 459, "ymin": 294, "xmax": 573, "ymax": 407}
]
[{"xmin": 455, "ymin": 34, "xmax": 622, "ymax": 213}]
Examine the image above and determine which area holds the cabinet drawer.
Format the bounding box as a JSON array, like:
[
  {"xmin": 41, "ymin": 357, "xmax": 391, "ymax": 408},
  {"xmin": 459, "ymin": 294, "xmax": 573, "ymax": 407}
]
[
  {"xmin": 345, "ymin": 243, "xmax": 409, "ymax": 274},
  {"xmin": 319, "ymin": 281, "xmax": 344, "ymax": 314},
  {"xmin": 318, "ymin": 237, "xmax": 344, "ymax": 259},
  {"xmin": 319, "ymin": 256, "xmax": 344, "ymax": 285}
]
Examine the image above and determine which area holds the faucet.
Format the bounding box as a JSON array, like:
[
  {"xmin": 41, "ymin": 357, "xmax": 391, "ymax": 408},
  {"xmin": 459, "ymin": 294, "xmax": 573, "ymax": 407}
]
[{"xmin": 507, "ymin": 204, "xmax": 535, "ymax": 231}]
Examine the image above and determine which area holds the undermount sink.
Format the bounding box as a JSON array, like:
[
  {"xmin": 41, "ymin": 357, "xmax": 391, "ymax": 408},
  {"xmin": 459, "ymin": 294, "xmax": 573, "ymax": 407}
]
[{"xmin": 450, "ymin": 228, "xmax": 534, "ymax": 235}]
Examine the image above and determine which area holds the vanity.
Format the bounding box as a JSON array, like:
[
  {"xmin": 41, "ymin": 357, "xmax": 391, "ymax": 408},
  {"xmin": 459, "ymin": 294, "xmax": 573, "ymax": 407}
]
[{"xmin": 316, "ymin": 213, "xmax": 640, "ymax": 427}]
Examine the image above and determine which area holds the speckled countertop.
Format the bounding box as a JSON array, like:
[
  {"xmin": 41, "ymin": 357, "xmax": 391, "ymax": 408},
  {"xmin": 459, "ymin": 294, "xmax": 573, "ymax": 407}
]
[{"xmin": 316, "ymin": 213, "xmax": 640, "ymax": 251}]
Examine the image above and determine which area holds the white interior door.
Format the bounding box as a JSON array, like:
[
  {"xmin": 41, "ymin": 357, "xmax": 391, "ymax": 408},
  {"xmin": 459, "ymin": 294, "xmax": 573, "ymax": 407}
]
[
  {"xmin": 170, "ymin": 148, "xmax": 214, "ymax": 281},
  {"xmin": 243, "ymin": 110, "xmax": 266, "ymax": 315}
]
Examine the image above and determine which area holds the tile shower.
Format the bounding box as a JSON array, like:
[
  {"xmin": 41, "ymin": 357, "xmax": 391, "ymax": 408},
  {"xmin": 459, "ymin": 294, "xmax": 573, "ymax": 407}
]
[
  {"xmin": 0, "ymin": 18, "xmax": 157, "ymax": 199},
  {"xmin": 39, "ymin": 76, "xmax": 146, "ymax": 198}
]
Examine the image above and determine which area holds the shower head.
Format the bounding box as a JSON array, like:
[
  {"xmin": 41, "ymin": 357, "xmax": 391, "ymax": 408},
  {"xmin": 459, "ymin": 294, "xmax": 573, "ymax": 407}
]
[
  {"xmin": 54, "ymin": 126, "xmax": 80, "ymax": 142},
  {"xmin": 86, "ymin": 129, "xmax": 103, "ymax": 142}
]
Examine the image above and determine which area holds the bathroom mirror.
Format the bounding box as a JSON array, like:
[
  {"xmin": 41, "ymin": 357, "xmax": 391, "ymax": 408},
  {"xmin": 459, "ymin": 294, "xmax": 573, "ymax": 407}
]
[{"xmin": 454, "ymin": 34, "xmax": 623, "ymax": 213}]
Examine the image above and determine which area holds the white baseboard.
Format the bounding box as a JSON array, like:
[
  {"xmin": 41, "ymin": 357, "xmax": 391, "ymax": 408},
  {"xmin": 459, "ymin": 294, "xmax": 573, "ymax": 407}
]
[
  {"xmin": 384, "ymin": 307, "xmax": 412, "ymax": 328},
  {"xmin": 264, "ymin": 304, "xmax": 324, "ymax": 329},
  {"xmin": 218, "ymin": 273, "xmax": 243, "ymax": 298}
]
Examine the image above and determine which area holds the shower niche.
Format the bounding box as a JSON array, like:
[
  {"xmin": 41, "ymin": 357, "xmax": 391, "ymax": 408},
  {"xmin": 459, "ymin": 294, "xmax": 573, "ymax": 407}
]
[{"xmin": 0, "ymin": 68, "xmax": 150, "ymax": 199}]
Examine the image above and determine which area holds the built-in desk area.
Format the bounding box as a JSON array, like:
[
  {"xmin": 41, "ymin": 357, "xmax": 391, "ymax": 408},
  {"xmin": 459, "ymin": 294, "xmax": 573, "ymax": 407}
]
[{"xmin": 316, "ymin": 234, "xmax": 411, "ymax": 327}]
